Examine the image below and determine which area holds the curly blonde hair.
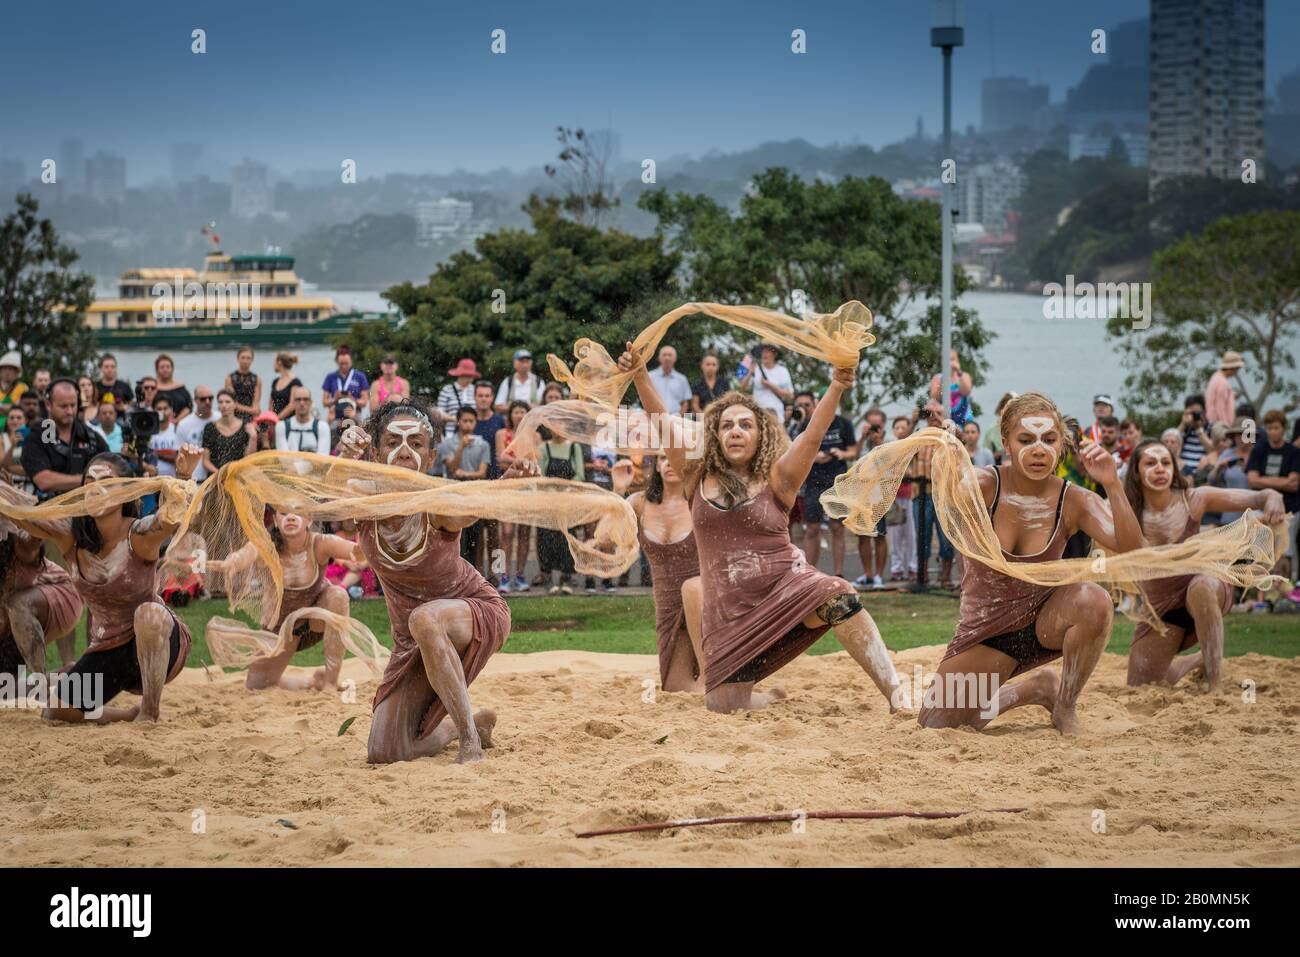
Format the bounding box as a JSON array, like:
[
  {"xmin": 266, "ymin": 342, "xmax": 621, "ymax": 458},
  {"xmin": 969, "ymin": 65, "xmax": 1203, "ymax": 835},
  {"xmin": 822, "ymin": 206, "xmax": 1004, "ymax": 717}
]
[{"xmin": 686, "ymin": 391, "xmax": 790, "ymax": 505}]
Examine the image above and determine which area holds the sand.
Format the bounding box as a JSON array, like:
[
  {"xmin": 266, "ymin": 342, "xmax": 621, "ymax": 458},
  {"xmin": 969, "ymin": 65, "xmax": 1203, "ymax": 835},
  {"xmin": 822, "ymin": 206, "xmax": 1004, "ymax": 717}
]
[{"xmin": 3, "ymin": 645, "xmax": 1298, "ymax": 867}]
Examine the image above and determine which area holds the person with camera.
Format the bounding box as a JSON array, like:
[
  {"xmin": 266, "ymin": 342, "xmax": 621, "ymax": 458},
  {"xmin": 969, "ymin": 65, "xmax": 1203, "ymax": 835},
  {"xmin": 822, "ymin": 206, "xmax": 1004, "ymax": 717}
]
[
  {"xmin": 148, "ymin": 396, "xmax": 180, "ymax": 478},
  {"xmin": 737, "ymin": 343, "xmax": 793, "ymax": 423},
  {"xmin": 20, "ymin": 379, "xmax": 109, "ymax": 501},
  {"xmin": 1178, "ymin": 394, "xmax": 1213, "ymax": 478}
]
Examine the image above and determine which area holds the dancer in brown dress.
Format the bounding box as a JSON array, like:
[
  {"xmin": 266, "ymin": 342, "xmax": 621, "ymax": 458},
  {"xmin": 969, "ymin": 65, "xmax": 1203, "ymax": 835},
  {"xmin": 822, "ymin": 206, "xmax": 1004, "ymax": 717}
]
[
  {"xmin": 621, "ymin": 345, "xmax": 903, "ymax": 714},
  {"xmin": 206, "ymin": 509, "xmax": 355, "ymax": 690},
  {"xmin": 1123, "ymin": 439, "xmax": 1285, "ymax": 690},
  {"xmin": 918, "ymin": 393, "xmax": 1145, "ymax": 734},
  {"xmin": 335, "ymin": 398, "xmax": 510, "ymax": 764},
  {"xmin": 0, "ymin": 446, "xmax": 201, "ymax": 722},
  {"xmin": 0, "ymin": 531, "xmax": 83, "ymax": 675},
  {"xmin": 616, "ymin": 454, "xmax": 704, "ymax": 692}
]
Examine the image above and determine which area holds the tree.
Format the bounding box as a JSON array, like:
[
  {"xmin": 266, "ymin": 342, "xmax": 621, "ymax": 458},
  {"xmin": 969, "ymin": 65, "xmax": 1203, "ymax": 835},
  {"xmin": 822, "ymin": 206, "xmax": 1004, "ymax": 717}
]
[
  {"xmin": 0, "ymin": 193, "xmax": 97, "ymax": 376},
  {"xmin": 544, "ymin": 127, "xmax": 620, "ymax": 228},
  {"xmin": 1105, "ymin": 210, "xmax": 1300, "ymax": 418},
  {"xmin": 639, "ymin": 168, "xmax": 992, "ymax": 412},
  {"xmin": 347, "ymin": 195, "xmax": 682, "ymax": 397}
]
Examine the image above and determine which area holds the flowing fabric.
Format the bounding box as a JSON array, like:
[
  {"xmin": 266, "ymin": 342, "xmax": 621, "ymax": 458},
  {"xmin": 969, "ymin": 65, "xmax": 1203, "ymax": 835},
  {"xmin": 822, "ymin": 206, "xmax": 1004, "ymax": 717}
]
[
  {"xmin": 205, "ymin": 607, "xmax": 388, "ymax": 676},
  {"xmin": 166, "ymin": 450, "xmax": 639, "ymax": 632},
  {"xmin": 819, "ymin": 427, "xmax": 1286, "ymax": 605}
]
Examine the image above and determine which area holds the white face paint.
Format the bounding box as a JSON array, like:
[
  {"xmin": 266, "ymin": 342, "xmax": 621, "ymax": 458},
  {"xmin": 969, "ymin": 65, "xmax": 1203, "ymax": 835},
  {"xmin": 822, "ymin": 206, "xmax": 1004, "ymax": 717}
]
[
  {"xmin": 1139, "ymin": 447, "xmax": 1174, "ymax": 492},
  {"xmin": 85, "ymin": 463, "xmax": 118, "ymax": 515},
  {"xmin": 1016, "ymin": 416, "xmax": 1059, "ymax": 473},
  {"xmin": 384, "ymin": 420, "xmax": 428, "ymax": 467}
]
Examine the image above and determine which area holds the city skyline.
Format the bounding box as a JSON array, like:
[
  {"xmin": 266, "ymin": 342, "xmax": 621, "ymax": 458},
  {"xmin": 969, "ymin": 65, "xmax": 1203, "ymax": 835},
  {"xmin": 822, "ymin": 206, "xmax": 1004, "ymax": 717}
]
[{"xmin": 5, "ymin": 0, "xmax": 1300, "ymax": 185}]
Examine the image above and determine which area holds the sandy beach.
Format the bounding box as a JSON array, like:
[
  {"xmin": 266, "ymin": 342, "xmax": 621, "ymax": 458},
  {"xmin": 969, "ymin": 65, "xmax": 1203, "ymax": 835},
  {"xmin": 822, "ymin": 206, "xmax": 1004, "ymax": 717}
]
[{"xmin": 3, "ymin": 645, "xmax": 1298, "ymax": 867}]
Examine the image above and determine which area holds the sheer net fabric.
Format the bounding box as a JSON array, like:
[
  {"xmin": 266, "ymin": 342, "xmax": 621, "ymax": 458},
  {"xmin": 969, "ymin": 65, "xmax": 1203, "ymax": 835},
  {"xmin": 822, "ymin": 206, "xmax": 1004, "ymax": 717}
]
[{"xmin": 819, "ymin": 427, "xmax": 1286, "ymax": 632}]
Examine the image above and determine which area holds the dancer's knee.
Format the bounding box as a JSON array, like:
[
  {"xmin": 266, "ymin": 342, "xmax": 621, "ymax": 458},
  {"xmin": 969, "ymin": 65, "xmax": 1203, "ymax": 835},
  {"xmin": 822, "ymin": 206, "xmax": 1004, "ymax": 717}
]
[
  {"xmin": 1187, "ymin": 577, "xmax": 1220, "ymax": 609},
  {"xmin": 321, "ymin": 583, "xmax": 350, "ymax": 615},
  {"xmin": 1072, "ymin": 583, "xmax": 1113, "ymax": 634},
  {"xmin": 133, "ymin": 602, "xmax": 171, "ymax": 643}
]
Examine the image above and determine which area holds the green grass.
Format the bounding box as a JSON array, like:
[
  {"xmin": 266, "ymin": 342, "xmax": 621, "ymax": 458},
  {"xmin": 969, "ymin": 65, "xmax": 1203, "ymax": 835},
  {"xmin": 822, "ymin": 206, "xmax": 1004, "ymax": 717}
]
[{"xmin": 53, "ymin": 592, "xmax": 1300, "ymax": 669}]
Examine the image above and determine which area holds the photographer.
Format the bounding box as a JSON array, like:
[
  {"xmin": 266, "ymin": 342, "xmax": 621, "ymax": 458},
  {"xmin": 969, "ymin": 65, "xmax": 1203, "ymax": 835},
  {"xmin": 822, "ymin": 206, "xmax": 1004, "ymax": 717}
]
[
  {"xmin": 20, "ymin": 378, "xmax": 108, "ymax": 500},
  {"xmin": 1178, "ymin": 394, "xmax": 1212, "ymax": 478}
]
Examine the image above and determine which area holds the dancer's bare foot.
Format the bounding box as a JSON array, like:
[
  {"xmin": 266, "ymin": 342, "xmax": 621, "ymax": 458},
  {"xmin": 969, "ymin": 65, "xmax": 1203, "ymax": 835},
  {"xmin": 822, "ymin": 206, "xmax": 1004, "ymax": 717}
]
[
  {"xmin": 309, "ymin": 667, "xmax": 338, "ymax": 691},
  {"xmin": 748, "ymin": 686, "xmax": 786, "ymax": 709},
  {"xmin": 474, "ymin": 708, "xmax": 497, "ymax": 748},
  {"xmin": 131, "ymin": 704, "xmax": 157, "ymax": 723},
  {"xmin": 277, "ymin": 673, "xmax": 315, "ymax": 691}
]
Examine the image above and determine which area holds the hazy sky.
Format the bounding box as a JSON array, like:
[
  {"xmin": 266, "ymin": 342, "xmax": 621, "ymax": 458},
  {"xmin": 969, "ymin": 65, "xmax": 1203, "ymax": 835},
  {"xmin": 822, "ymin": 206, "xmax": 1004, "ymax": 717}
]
[{"xmin": 3, "ymin": 0, "xmax": 1297, "ymax": 182}]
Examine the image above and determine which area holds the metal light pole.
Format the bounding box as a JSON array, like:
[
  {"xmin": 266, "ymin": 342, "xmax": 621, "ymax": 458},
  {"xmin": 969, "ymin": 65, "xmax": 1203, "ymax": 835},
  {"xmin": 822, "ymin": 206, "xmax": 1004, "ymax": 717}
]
[{"xmin": 931, "ymin": 1, "xmax": 963, "ymax": 418}]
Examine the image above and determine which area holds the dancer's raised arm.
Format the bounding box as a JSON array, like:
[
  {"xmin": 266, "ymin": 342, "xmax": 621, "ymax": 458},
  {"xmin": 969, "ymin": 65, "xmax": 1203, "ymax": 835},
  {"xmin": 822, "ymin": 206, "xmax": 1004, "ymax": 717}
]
[
  {"xmin": 771, "ymin": 365, "xmax": 853, "ymax": 507},
  {"xmin": 131, "ymin": 444, "xmax": 202, "ymax": 561},
  {"xmin": 1071, "ymin": 441, "xmax": 1147, "ymax": 554},
  {"xmin": 618, "ymin": 341, "xmax": 689, "ymax": 484}
]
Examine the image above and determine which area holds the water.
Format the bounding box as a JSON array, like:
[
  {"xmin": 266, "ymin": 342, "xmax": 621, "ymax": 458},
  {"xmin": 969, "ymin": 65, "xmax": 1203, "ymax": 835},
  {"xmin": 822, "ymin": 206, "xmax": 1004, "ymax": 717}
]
[{"xmin": 107, "ymin": 289, "xmax": 1295, "ymax": 432}]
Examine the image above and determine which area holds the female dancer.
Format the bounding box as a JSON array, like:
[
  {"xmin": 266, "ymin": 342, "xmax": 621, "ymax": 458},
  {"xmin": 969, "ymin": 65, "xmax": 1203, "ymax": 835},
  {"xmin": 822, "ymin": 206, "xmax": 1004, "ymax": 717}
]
[
  {"xmin": 918, "ymin": 393, "xmax": 1144, "ymax": 734},
  {"xmin": 0, "ymin": 529, "xmax": 83, "ymax": 676},
  {"xmin": 622, "ymin": 345, "xmax": 903, "ymax": 714},
  {"xmin": 0, "ymin": 446, "xmax": 201, "ymax": 722},
  {"xmin": 268, "ymin": 352, "xmax": 302, "ymax": 420},
  {"xmin": 1124, "ymin": 439, "xmax": 1284, "ymax": 691},
  {"xmin": 224, "ymin": 346, "xmax": 261, "ymax": 422},
  {"xmin": 494, "ymin": 400, "xmax": 533, "ymax": 592},
  {"xmin": 205, "ymin": 509, "xmax": 355, "ymax": 691},
  {"xmin": 616, "ymin": 454, "xmax": 704, "ymax": 692},
  {"xmin": 335, "ymin": 398, "xmax": 509, "ymax": 764}
]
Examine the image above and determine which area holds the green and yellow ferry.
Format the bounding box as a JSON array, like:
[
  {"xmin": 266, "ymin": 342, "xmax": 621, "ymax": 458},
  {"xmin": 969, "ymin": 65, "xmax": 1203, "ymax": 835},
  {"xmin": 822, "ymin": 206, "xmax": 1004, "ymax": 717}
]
[{"xmin": 86, "ymin": 251, "xmax": 398, "ymax": 348}]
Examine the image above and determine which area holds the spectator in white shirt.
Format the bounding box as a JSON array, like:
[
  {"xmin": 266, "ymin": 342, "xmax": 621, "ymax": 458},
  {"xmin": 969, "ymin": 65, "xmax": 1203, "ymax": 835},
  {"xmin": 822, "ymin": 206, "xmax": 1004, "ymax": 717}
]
[
  {"xmin": 646, "ymin": 346, "xmax": 692, "ymax": 415},
  {"xmin": 175, "ymin": 386, "xmax": 217, "ymax": 481},
  {"xmin": 494, "ymin": 349, "xmax": 546, "ymax": 412},
  {"xmin": 437, "ymin": 358, "xmax": 480, "ymax": 437},
  {"xmin": 275, "ymin": 385, "xmax": 332, "ymax": 453},
  {"xmin": 149, "ymin": 395, "xmax": 180, "ymax": 477},
  {"xmin": 739, "ymin": 344, "xmax": 793, "ymax": 421}
]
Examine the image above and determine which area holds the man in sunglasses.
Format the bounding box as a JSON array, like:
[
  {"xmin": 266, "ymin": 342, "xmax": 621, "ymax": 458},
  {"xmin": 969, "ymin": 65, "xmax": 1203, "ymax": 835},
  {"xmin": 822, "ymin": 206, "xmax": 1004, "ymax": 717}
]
[{"xmin": 175, "ymin": 387, "xmax": 217, "ymax": 481}]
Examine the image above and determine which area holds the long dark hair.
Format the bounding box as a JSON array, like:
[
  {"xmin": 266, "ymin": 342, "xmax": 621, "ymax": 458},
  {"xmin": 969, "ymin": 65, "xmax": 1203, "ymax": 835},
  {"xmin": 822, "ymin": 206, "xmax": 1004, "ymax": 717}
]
[
  {"xmin": 71, "ymin": 453, "xmax": 140, "ymax": 553},
  {"xmin": 0, "ymin": 535, "xmax": 16, "ymax": 602},
  {"xmin": 644, "ymin": 456, "xmax": 663, "ymax": 504},
  {"xmin": 1123, "ymin": 439, "xmax": 1188, "ymax": 519}
]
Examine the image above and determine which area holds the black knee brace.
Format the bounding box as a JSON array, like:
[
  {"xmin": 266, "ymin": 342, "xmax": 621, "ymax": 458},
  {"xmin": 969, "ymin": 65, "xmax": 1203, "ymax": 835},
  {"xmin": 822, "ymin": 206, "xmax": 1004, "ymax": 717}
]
[{"xmin": 817, "ymin": 593, "xmax": 863, "ymax": 626}]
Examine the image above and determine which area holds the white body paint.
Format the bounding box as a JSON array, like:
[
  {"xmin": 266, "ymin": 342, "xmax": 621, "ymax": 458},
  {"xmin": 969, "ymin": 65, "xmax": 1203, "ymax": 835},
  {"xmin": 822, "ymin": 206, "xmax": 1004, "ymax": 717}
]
[{"xmin": 1016, "ymin": 416, "xmax": 1059, "ymax": 472}]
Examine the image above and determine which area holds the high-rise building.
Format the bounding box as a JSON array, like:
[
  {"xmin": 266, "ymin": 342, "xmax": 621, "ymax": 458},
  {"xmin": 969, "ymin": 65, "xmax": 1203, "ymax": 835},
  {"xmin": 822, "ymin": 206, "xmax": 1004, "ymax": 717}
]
[
  {"xmin": 1065, "ymin": 19, "xmax": 1148, "ymax": 141},
  {"xmin": 58, "ymin": 138, "xmax": 85, "ymax": 195},
  {"xmin": 415, "ymin": 198, "xmax": 475, "ymax": 244},
  {"xmin": 980, "ymin": 77, "xmax": 1050, "ymax": 132},
  {"xmin": 85, "ymin": 150, "xmax": 127, "ymax": 204},
  {"xmin": 231, "ymin": 158, "xmax": 273, "ymax": 218},
  {"xmin": 959, "ymin": 162, "xmax": 1025, "ymax": 232},
  {"xmin": 1149, "ymin": 0, "xmax": 1265, "ymax": 186},
  {"xmin": 170, "ymin": 143, "xmax": 203, "ymax": 184}
]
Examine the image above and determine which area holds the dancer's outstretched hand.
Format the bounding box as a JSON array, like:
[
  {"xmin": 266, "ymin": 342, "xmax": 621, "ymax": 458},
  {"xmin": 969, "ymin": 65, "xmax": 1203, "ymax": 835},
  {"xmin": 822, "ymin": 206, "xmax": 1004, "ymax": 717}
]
[
  {"xmin": 616, "ymin": 341, "xmax": 639, "ymax": 374},
  {"xmin": 1259, "ymin": 489, "xmax": 1286, "ymax": 526},
  {"xmin": 1078, "ymin": 440, "xmax": 1118, "ymax": 486},
  {"xmin": 501, "ymin": 457, "xmax": 540, "ymax": 479},
  {"xmin": 337, "ymin": 425, "xmax": 370, "ymax": 460},
  {"xmin": 175, "ymin": 443, "xmax": 202, "ymax": 480}
]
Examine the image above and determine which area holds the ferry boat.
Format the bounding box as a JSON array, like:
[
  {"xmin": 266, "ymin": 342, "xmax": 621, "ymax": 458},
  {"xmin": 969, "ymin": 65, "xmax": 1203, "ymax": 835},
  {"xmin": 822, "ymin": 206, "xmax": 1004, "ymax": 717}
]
[{"xmin": 85, "ymin": 250, "xmax": 399, "ymax": 348}]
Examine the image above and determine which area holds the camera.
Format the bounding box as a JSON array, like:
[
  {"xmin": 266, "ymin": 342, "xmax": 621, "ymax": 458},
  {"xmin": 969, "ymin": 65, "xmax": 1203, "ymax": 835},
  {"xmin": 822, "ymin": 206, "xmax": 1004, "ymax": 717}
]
[
  {"xmin": 790, "ymin": 408, "xmax": 804, "ymax": 422},
  {"xmin": 128, "ymin": 409, "xmax": 161, "ymax": 439}
]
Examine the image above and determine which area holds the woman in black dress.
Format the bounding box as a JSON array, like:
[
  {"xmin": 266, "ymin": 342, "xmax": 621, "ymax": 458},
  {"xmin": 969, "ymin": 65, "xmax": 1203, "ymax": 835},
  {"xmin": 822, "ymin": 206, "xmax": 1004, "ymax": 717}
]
[
  {"xmin": 224, "ymin": 346, "xmax": 261, "ymax": 422},
  {"xmin": 269, "ymin": 352, "xmax": 302, "ymax": 420},
  {"xmin": 201, "ymin": 389, "xmax": 256, "ymax": 474}
]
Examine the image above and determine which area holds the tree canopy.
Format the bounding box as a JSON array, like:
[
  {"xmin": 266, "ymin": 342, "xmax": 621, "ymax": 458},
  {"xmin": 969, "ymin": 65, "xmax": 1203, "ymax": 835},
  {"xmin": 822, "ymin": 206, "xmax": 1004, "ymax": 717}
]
[
  {"xmin": 1106, "ymin": 209, "xmax": 1300, "ymax": 419},
  {"xmin": 0, "ymin": 193, "xmax": 97, "ymax": 377}
]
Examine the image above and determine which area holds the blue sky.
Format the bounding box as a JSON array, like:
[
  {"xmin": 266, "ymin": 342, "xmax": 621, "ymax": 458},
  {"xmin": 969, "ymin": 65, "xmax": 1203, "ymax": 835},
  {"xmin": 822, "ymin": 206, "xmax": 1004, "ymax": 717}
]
[{"xmin": 2, "ymin": 0, "xmax": 1297, "ymax": 181}]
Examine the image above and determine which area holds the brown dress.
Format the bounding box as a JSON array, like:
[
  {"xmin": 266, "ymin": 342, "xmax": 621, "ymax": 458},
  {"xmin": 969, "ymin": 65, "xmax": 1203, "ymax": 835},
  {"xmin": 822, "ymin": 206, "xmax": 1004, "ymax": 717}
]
[
  {"xmin": 266, "ymin": 532, "xmax": 331, "ymax": 649},
  {"xmin": 638, "ymin": 527, "xmax": 700, "ymax": 686},
  {"xmin": 69, "ymin": 531, "xmax": 192, "ymax": 689},
  {"xmin": 5, "ymin": 552, "xmax": 83, "ymax": 644},
  {"xmin": 944, "ymin": 469, "xmax": 1070, "ymax": 678},
  {"xmin": 1132, "ymin": 494, "xmax": 1232, "ymax": 650},
  {"xmin": 358, "ymin": 515, "xmax": 510, "ymax": 739},
  {"xmin": 691, "ymin": 483, "xmax": 853, "ymax": 691}
]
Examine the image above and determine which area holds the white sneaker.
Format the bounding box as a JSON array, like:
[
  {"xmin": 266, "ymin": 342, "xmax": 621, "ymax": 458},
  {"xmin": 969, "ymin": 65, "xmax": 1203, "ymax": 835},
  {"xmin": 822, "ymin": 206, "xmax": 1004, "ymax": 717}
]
[
  {"xmin": 852, "ymin": 574, "xmax": 871, "ymax": 589},
  {"xmin": 872, "ymin": 575, "xmax": 885, "ymax": 590}
]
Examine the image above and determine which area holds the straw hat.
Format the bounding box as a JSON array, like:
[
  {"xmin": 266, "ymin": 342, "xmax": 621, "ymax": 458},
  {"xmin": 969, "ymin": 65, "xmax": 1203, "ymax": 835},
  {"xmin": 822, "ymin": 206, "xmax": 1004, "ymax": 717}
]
[
  {"xmin": 1219, "ymin": 350, "xmax": 1245, "ymax": 372},
  {"xmin": 0, "ymin": 351, "xmax": 21, "ymax": 372}
]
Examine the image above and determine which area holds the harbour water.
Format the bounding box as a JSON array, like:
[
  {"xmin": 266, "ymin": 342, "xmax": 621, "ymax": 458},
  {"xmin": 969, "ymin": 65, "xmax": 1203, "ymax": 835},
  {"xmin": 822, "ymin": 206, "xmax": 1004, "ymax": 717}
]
[{"xmin": 106, "ymin": 289, "xmax": 1297, "ymax": 432}]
